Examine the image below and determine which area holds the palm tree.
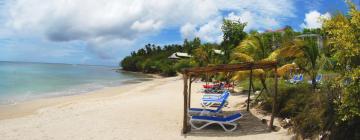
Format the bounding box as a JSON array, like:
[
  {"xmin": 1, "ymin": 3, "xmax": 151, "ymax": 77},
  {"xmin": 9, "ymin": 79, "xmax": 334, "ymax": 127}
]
[
  {"xmin": 231, "ymin": 31, "xmax": 327, "ymax": 91},
  {"xmin": 302, "ymin": 40, "xmax": 320, "ymax": 89},
  {"xmin": 232, "ymin": 33, "xmax": 271, "ymax": 62},
  {"xmin": 267, "ymin": 38, "xmax": 329, "ymax": 90},
  {"xmin": 230, "ymin": 33, "xmax": 273, "ymax": 92},
  {"xmin": 193, "ymin": 44, "xmax": 216, "ymax": 67}
]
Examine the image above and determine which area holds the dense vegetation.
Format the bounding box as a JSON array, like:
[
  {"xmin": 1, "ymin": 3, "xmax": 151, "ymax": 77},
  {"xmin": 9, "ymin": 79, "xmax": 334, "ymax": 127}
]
[
  {"xmin": 121, "ymin": 2, "xmax": 359, "ymax": 139},
  {"xmin": 120, "ymin": 38, "xmax": 206, "ymax": 76}
]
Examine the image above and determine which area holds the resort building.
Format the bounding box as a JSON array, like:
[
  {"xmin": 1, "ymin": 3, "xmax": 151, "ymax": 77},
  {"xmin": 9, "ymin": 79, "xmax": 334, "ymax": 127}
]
[
  {"xmin": 168, "ymin": 52, "xmax": 192, "ymax": 60},
  {"xmin": 213, "ymin": 49, "xmax": 224, "ymax": 55}
]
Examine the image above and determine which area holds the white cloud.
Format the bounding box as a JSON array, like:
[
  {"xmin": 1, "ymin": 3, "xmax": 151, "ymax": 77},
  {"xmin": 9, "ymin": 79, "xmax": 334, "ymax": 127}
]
[
  {"xmin": 2, "ymin": 0, "xmax": 296, "ymax": 59},
  {"xmin": 180, "ymin": 23, "xmax": 196, "ymax": 40},
  {"xmin": 4, "ymin": 0, "xmax": 220, "ymax": 58},
  {"xmin": 131, "ymin": 20, "xmax": 162, "ymax": 32},
  {"xmin": 195, "ymin": 19, "xmax": 223, "ymax": 43},
  {"xmin": 180, "ymin": 18, "xmax": 223, "ymax": 43},
  {"xmin": 301, "ymin": 10, "xmax": 331, "ymax": 29},
  {"xmin": 5, "ymin": 0, "xmax": 219, "ymax": 42},
  {"xmin": 226, "ymin": 11, "xmax": 280, "ymax": 31},
  {"xmin": 179, "ymin": 0, "xmax": 295, "ymax": 43}
]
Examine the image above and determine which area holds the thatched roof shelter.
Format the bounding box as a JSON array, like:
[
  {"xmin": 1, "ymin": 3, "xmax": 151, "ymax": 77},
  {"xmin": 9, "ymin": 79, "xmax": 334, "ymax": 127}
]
[{"xmin": 181, "ymin": 61, "xmax": 278, "ymax": 134}]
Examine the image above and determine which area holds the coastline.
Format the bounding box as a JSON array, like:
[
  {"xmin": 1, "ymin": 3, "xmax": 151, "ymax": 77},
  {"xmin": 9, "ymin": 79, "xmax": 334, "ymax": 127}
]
[
  {"xmin": 0, "ymin": 76, "xmax": 292, "ymax": 140},
  {"xmin": 0, "ymin": 75, "xmax": 160, "ymax": 120}
]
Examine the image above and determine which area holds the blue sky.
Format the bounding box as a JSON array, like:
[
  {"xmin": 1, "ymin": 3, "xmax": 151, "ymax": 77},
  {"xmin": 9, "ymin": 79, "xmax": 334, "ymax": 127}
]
[{"xmin": 0, "ymin": 0, "xmax": 354, "ymax": 66}]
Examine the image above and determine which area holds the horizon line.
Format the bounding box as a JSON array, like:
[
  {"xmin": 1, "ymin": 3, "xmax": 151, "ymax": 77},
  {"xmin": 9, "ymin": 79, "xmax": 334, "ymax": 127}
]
[{"xmin": 0, "ymin": 60, "xmax": 118, "ymax": 67}]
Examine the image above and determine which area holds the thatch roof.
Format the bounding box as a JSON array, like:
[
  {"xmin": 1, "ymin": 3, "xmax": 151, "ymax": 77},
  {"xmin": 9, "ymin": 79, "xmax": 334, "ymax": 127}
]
[{"xmin": 182, "ymin": 61, "xmax": 277, "ymax": 75}]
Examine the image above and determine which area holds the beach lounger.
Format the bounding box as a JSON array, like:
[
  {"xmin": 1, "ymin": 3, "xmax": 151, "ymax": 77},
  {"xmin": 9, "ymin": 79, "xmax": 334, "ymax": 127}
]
[
  {"xmin": 307, "ymin": 74, "xmax": 323, "ymax": 84},
  {"xmin": 288, "ymin": 74, "xmax": 303, "ymax": 84},
  {"xmin": 203, "ymin": 88, "xmax": 224, "ymax": 94},
  {"xmin": 287, "ymin": 74, "xmax": 299, "ymax": 84},
  {"xmin": 201, "ymin": 91, "xmax": 230, "ymax": 107},
  {"xmin": 202, "ymin": 90, "xmax": 229, "ymax": 99},
  {"xmin": 190, "ymin": 113, "xmax": 243, "ymax": 132},
  {"xmin": 295, "ymin": 74, "xmax": 303, "ymax": 84},
  {"xmin": 316, "ymin": 74, "xmax": 322, "ymax": 83},
  {"xmin": 202, "ymin": 83, "xmax": 226, "ymax": 93},
  {"xmin": 189, "ymin": 92, "xmax": 228, "ymax": 116}
]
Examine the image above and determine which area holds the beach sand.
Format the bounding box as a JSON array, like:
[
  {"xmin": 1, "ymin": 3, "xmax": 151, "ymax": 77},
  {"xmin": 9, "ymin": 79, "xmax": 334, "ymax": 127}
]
[{"xmin": 0, "ymin": 76, "xmax": 293, "ymax": 140}]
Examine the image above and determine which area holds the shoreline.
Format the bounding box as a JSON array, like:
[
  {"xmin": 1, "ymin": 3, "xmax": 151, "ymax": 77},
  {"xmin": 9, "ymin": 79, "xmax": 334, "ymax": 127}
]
[
  {"xmin": 0, "ymin": 76, "xmax": 292, "ymax": 139},
  {"xmin": 0, "ymin": 75, "xmax": 162, "ymax": 120},
  {"xmin": 117, "ymin": 68, "xmax": 166, "ymax": 79}
]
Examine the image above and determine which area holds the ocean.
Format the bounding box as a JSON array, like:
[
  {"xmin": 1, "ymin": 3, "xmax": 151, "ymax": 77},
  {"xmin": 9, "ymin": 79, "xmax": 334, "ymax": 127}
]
[{"xmin": 0, "ymin": 61, "xmax": 152, "ymax": 105}]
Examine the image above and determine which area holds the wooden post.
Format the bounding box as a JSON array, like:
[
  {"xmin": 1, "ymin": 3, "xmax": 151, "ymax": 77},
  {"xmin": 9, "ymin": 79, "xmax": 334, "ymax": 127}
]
[
  {"xmin": 206, "ymin": 73, "xmax": 208, "ymax": 85},
  {"xmin": 188, "ymin": 76, "xmax": 192, "ymax": 110},
  {"xmin": 251, "ymin": 80, "xmax": 256, "ymax": 93},
  {"xmin": 182, "ymin": 74, "xmax": 189, "ymax": 134},
  {"xmin": 247, "ymin": 68, "xmax": 253, "ymax": 111},
  {"xmin": 232, "ymin": 81, "xmax": 235, "ymax": 91},
  {"xmin": 270, "ymin": 65, "xmax": 278, "ymax": 130}
]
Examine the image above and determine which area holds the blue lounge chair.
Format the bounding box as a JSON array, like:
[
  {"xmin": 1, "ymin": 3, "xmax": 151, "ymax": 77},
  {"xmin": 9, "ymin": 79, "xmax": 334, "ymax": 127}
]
[
  {"xmin": 288, "ymin": 74, "xmax": 299, "ymax": 84},
  {"xmin": 189, "ymin": 92, "xmax": 229, "ymax": 116},
  {"xmin": 297, "ymin": 74, "xmax": 304, "ymax": 83},
  {"xmin": 202, "ymin": 90, "xmax": 229, "ymax": 100},
  {"xmin": 292, "ymin": 74, "xmax": 303, "ymax": 84},
  {"xmin": 201, "ymin": 91, "xmax": 230, "ymax": 107},
  {"xmin": 190, "ymin": 113, "xmax": 243, "ymax": 132},
  {"xmin": 307, "ymin": 74, "xmax": 323, "ymax": 84},
  {"xmin": 316, "ymin": 74, "xmax": 323, "ymax": 83}
]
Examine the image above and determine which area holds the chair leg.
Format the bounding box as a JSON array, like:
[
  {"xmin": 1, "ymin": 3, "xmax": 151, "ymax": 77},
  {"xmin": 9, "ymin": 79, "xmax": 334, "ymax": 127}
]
[
  {"xmin": 219, "ymin": 122, "xmax": 237, "ymax": 132},
  {"xmin": 190, "ymin": 120, "xmax": 215, "ymax": 130},
  {"xmin": 190, "ymin": 120, "xmax": 238, "ymax": 132}
]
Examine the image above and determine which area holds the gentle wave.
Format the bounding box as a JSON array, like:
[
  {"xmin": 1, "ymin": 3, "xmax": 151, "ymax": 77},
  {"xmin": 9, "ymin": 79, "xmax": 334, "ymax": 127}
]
[
  {"xmin": 0, "ymin": 78, "xmax": 153, "ymax": 105},
  {"xmin": 0, "ymin": 61, "xmax": 152, "ymax": 105}
]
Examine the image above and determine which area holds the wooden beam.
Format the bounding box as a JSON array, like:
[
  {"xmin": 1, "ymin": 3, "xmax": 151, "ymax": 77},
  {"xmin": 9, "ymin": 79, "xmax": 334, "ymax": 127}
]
[
  {"xmin": 183, "ymin": 61, "xmax": 277, "ymax": 75},
  {"xmin": 182, "ymin": 74, "xmax": 189, "ymax": 134},
  {"xmin": 270, "ymin": 65, "xmax": 278, "ymax": 130},
  {"xmin": 247, "ymin": 68, "xmax": 253, "ymax": 111}
]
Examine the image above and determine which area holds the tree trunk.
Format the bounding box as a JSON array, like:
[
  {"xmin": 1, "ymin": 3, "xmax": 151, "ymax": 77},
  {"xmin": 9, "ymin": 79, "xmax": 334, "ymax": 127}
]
[{"xmin": 312, "ymin": 70, "xmax": 317, "ymax": 91}]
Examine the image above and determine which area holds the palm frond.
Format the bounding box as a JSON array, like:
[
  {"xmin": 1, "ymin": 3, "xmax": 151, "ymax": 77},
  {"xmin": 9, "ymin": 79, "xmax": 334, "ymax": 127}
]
[
  {"xmin": 277, "ymin": 63, "xmax": 297, "ymax": 76},
  {"xmin": 231, "ymin": 52, "xmax": 254, "ymax": 62},
  {"xmin": 265, "ymin": 39, "xmax": 305, "ymax": 61},
  {"xmin": 231, "ymin": 69, "xmax": 265, "ymax": 81}
]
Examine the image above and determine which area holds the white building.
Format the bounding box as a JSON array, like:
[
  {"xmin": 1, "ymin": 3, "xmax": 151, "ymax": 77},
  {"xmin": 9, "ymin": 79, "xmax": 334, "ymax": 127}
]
[{"xmin": 168, "ymin": 52, "xmax": 192, "ymax": 60}]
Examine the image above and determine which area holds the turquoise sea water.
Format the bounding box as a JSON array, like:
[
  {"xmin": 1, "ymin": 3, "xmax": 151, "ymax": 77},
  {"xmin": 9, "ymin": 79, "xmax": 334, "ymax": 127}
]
[{"xmin": 0, "ymin": 61, "xmax": 151, "ymax": 105}]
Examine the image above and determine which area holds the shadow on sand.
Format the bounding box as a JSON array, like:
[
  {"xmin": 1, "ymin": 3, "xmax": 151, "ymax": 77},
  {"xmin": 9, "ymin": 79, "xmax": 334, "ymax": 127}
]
[{"xmin": 186, "ymin": 110, "xmax": 271, "ymax": 137}]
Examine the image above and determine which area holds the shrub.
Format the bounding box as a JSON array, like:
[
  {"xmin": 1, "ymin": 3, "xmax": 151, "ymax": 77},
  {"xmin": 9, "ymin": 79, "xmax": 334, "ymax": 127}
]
[
  {"xmin": 160, "ymin": 64, "xmax": 176, "ymax": 77},
  {"xmin": 141, "ymin": 59, "xmax": 161, "ymax": 73},
  {"xmin": 291, "ymin": 91, "xmax": 326, "ymax": 139},
  {"xmin": 258, "ymin": 78, "xmax": 359, "ymax": 139},
  {"xmin": 257, "ymin": 78, "xmax": 324, "ymax": 138},
  {"xmin": 259, "ymin": 79, "xmax": 312, "ymax": 118},
  {"xmin": 173, "ymin": 59, "xmax": 197, "ymax": 72}
]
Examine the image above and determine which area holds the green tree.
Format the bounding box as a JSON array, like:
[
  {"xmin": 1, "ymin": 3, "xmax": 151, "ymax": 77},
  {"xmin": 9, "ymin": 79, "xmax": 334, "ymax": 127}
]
[
  {"xmin": 221, "ymin": 19, "xmax": 247, "ymax": 64},
  {"xmin": 193, "ymin": 44, "xmax": 214, "ymax": 67},
  {"xmin": 323, "ymin": 1, "xmax": 360, "ymax": 124},
  {"xmin": 183, "ymin": 37, "xmax": 202, "ymax": 54},
  {"xmin": 300, "ymin": 39, "xmax": 320, "ymax": 89},
  {"xmin": 233, "ymin": 32, "xmax": 272, "ymax": 61}
]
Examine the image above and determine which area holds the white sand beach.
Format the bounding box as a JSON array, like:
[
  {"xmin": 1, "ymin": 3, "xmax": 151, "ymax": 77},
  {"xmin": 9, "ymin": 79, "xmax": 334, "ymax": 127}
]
[{"xmin": 0, "ymin": 76, "xmax": 293, "ymax": 140}]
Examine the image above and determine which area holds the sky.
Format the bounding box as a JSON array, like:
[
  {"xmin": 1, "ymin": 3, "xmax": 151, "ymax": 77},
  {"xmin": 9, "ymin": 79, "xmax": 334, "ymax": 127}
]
[{"xmin": 0, "ymin": 0, "xmax": 355, "ymax": 66}]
